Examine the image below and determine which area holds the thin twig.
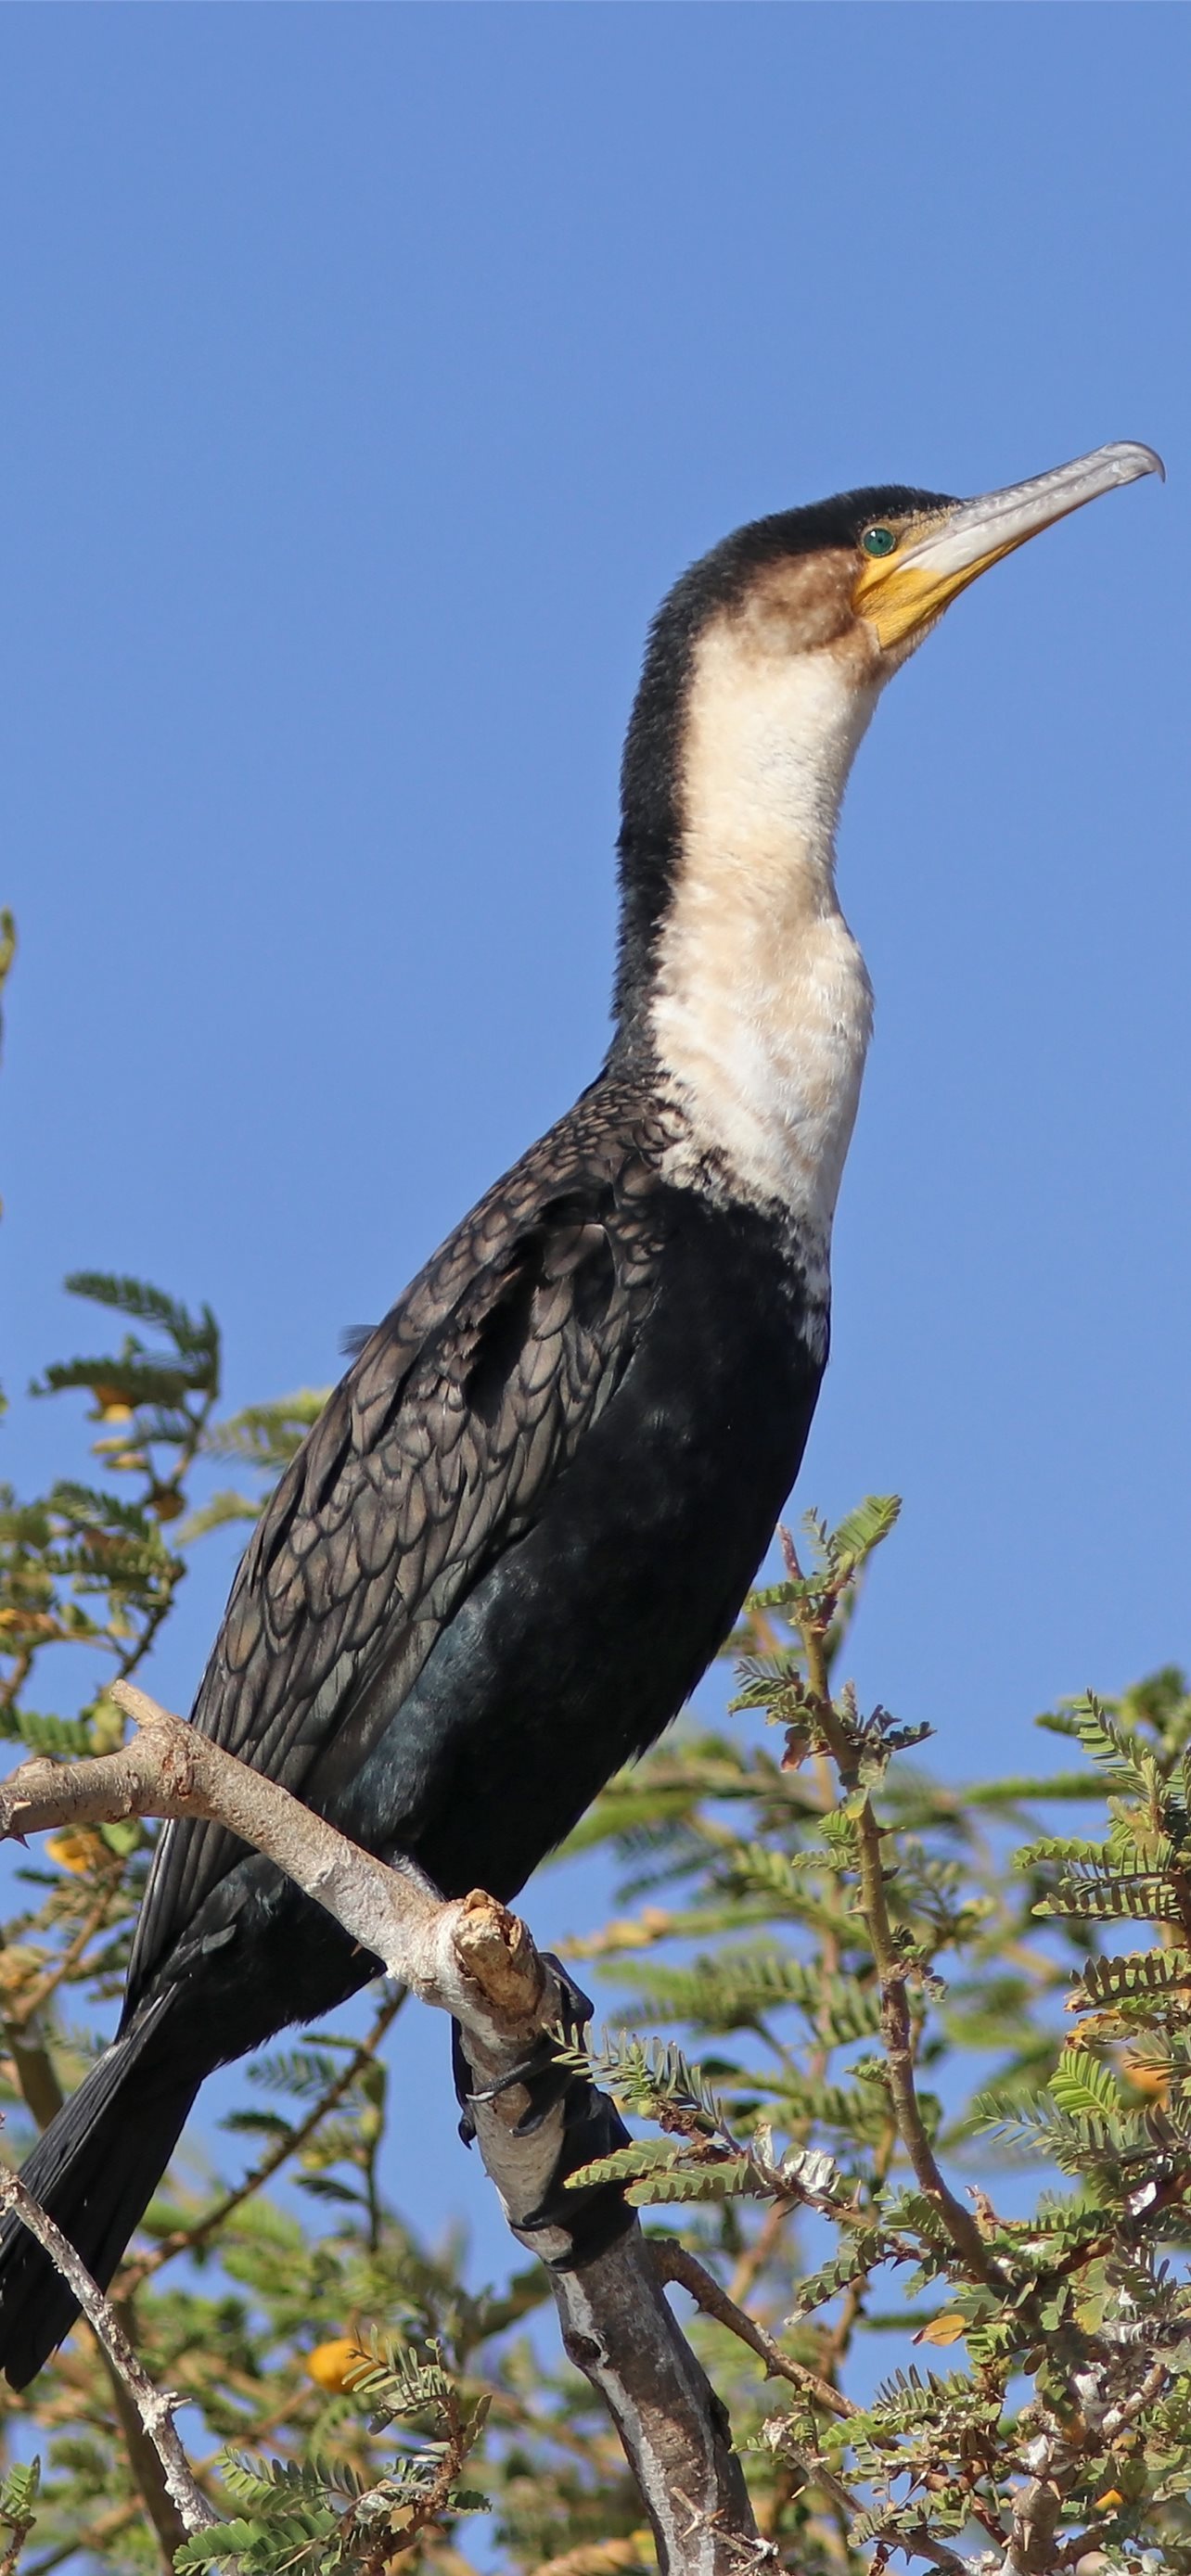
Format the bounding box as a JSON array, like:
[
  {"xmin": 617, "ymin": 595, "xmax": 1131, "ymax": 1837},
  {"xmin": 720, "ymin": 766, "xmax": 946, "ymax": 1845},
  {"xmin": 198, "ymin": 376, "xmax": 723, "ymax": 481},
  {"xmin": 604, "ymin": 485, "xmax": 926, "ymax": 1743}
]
[
  {"xmin": 1102, "ymin": 2353, "xmax": 1169, "ymax": 2437},
  {"xmin": 801, "ymin": 1617, "xmax": 1001, "ymax": 2289},
  {"xmin": 0, "ymin": 2166, "xmax": 220, "ymax": 2541},
  {"xmin": 2, "ymin": 1930, "xmax": 189, "ymax": 2568},
  {"xmin": 817, "ymin": 2114, "xmax": 897, "ymax": 2378},
  {"xmin": 23, "ymin": 2496, "xmax": 142, "ymax": 2576},
  {"xmin": 9, "ymin": 1881, "xmax": 123, "ymax": 2035},
  {"xmin": 650, "ymin": 2239, "xmax": 855, "ymax": 2420},
  {"xmin": 1, "ymin": 1880, "xmax": 125, "ymax": 2138},
  {"xmin": 878, "ymin": 2529, "xmax": 971, "ymax": 2576},
  {"xmin": 0, "ymin": 2506, "xmax": 36, "ymax": 2576},
  {"xmin": 0, "ymin": 1648, "xmax": 33, "ymax": 1721},
  {"xmin": 102, "ymin": 2329, "xmax": 191, "ymax": 2571},
  {"xmin": 533, "ymin": 2540, "xmax": 654, "ymax": 2576}
]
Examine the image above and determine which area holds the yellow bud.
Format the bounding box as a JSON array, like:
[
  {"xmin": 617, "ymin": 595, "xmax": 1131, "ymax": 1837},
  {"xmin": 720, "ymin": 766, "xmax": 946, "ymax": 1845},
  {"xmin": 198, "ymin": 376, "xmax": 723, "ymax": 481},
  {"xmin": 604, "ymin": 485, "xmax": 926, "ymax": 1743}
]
[
  {"xmin": 306, "ymin": 2339, "xmax": 371, "ymax": 2394},
  {"xmin": 45, "ymin": 1830, "xmax": 104, "ymax": 1876},
  {"xmin": 93, "ymin": 1386, "xmax": 134, "ymax": 1418},
  {"xmin": 0, "ymin": 1945, "xmax": 45, "ymax": 1999},
  {"xmin": 149, "ymin": 1487, "xmax": 186, "ymax": 1523},
  {"xmin": 1121, "ymin": 2052, "xmax": 1170, "ymax": 2102}
]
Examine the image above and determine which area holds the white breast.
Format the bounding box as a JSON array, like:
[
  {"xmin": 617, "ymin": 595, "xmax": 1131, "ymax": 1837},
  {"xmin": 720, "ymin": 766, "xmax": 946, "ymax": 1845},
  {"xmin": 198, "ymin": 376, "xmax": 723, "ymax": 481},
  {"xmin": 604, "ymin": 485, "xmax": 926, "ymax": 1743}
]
[{"xmin": 648, "ymin": 624, "xmax": 877, "ymax": 1248}]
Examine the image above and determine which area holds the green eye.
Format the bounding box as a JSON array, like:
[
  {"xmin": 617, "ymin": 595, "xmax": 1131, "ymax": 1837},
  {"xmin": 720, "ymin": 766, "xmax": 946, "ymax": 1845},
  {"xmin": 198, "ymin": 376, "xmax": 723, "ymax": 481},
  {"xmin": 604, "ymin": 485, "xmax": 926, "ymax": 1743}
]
[{"xmin": 862, "ymin": 526, "xmax": 898, "ymax": 558}]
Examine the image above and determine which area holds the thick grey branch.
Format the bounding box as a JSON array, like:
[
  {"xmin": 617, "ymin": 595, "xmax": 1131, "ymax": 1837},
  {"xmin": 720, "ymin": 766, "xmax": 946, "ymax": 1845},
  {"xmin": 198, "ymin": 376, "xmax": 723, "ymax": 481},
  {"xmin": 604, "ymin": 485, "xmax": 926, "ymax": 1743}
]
[
  {"xmin": 552, "ymin": 2236, "xmax": 771, "ymax": 2576},
  {"xmin": 1, "ymin": 1685, "xmax": 496, "ymax": 2024}
]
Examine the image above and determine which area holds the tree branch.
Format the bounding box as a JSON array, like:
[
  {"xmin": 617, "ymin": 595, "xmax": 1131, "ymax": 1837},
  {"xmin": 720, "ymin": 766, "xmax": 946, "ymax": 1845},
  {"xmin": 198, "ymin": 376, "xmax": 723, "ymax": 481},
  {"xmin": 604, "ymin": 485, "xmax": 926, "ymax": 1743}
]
[
  {"xmin": 1, "ymin": 1919, "xmax": 203, "ymax": 2569},
  {"xmin": 0, "ymin": 2166, "xmax": 219, "ymax": 2544},
  {"xmin": 102, "ymin": 2330, "xmax": 193, "ymax": 2572},
  {"xmin": 649, "ymin": 2238, "xmax": 855, "ymax": 2420},
  {"xmin": 800, "ymin": 1625, "xmax": 1001, "ymax": 2288},
  {"xmin": 548, "ymin": 2236, "xmax": 765, "ymax": 2576},
  {"xmin": 0, "ymin": 1685, "xmax": 765, "ymax": 2576}
]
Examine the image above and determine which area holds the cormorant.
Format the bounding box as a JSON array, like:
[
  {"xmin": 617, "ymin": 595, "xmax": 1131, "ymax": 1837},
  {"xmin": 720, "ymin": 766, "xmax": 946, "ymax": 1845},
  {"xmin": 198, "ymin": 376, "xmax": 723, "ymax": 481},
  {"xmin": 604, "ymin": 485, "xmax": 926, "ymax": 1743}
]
[{"xmin": 0, "ymin": 441, "xmax": 1160, "ymax": 2387}]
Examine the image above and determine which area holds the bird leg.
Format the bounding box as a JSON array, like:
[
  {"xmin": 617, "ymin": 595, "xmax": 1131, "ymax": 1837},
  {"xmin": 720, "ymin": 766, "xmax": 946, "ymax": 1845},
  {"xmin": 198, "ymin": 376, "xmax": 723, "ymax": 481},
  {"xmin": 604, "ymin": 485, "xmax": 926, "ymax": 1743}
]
[{"xmin": 452, "ymin": 1955, "xmax": 634, "ymax": 2268}]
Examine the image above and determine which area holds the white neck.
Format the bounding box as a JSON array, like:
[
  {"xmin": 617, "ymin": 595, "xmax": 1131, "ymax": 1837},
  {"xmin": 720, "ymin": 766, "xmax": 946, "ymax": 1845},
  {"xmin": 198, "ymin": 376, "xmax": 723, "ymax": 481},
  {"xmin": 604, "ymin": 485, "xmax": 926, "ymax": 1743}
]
[{"xmin": 649, "ymin": 630, "xmax": 877, "ymax": 1243}]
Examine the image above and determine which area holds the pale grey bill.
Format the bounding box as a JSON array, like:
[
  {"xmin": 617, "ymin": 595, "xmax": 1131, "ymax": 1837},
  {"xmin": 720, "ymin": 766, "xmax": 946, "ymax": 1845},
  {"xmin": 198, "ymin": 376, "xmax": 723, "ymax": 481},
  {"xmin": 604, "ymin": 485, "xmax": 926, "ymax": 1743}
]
[{"xmin": 902, "ymin": 440, "xmax": 1165, "ymax": 576}]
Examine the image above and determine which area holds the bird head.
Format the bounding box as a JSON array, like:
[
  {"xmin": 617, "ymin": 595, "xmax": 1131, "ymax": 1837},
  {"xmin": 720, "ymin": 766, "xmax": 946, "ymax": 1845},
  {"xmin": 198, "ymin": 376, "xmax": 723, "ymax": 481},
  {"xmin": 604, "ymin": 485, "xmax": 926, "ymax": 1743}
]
[
  {"xmin": 614, "ymin": 442, "xmax": 1162, "ymax": 1037},
  {"xmin": 848, "ymin": 440, "xmax": 1164, "ymax": 667}
]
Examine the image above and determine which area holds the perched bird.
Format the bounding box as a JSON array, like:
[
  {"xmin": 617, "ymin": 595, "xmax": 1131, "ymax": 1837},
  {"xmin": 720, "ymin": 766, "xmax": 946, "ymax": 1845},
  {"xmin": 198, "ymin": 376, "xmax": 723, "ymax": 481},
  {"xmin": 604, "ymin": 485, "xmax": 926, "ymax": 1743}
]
[{"xmin": 0, "ymin": 440, "xmax": 1160, "ymax": 2386}]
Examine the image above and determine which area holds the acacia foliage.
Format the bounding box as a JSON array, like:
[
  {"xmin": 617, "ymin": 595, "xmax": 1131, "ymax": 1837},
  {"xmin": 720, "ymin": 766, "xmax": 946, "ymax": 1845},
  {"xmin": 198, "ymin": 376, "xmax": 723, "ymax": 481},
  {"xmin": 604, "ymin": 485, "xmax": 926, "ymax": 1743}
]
[{"xmin": 1, "ymin": 1254, "xmax": 1190, "ymax": 2573}]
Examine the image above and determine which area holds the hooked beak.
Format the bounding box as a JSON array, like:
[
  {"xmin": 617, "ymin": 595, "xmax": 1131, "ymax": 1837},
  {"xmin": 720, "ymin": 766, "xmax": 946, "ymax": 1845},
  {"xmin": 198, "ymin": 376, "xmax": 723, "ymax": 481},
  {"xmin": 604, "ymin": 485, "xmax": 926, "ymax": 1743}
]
[{"xmin": 854, "ymin": 440, "xmax": 1165, "ymax": 652}]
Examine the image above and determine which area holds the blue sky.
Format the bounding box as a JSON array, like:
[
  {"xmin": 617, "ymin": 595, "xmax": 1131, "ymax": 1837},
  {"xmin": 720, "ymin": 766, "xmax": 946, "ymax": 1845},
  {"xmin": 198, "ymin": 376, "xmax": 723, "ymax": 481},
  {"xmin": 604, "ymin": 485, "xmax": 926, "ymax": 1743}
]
[{"xmin": 1, "ymin": 6, "xmax": 1187, "ymax": 2273}]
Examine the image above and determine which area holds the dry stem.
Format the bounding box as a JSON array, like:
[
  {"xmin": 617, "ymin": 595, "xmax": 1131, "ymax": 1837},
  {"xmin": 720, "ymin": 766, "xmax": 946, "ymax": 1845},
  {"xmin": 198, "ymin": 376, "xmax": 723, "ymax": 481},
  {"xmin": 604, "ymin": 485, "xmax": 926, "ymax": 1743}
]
[
  {"xmin": 0, "ymin": 2167, "xmax": 218, "ymax": 2542},
  {"xmin": 800, "ymin": 1620, "xmax": 1000, "ymax": 2288},
  {"xmin": 650, "ymin": 2239, "xmax": 854, "ymax": 2421}
]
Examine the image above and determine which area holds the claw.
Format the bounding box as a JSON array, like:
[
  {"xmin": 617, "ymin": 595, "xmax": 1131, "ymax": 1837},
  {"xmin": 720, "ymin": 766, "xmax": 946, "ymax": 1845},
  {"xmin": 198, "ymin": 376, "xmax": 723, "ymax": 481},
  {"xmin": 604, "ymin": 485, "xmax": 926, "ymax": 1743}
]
[
  {"xmin": 519, "ymin": 2073, "xmax": 634, "ymax": 2267},
  {"xmin": 452, "ymin": 1953, "xmax": 595, "ymax": 2124},
  {"xmin": 451, "ymin": 2022, "xmax": 478, "ymax": 2147}
]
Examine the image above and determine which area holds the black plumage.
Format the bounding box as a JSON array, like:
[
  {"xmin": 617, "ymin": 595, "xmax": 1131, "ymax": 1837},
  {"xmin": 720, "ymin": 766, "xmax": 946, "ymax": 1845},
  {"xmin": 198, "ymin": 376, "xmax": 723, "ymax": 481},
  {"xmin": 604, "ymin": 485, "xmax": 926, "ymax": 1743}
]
[
  {"xmin": 5, "ymin": 450, "xmax": 1148, "ymax": 2387},
  {"xmin": 129, "ymin": 1084, "xmax": 825, "ymax": 1986},
  {"xmin": 0, "ymin": 1092, "xmax": 824, "ymax": 2385},
  {"xmin": 0, "ymin": 486, "xmax": 924, "ymax": 2387}
]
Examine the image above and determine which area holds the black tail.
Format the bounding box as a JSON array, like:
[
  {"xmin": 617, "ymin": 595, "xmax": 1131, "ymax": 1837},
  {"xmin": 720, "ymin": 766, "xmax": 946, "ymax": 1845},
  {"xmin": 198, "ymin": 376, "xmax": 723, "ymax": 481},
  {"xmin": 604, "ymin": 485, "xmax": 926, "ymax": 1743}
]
[{"xmin": 0, "ymin": 1998, "xmax": 198, "ymax": 2390}]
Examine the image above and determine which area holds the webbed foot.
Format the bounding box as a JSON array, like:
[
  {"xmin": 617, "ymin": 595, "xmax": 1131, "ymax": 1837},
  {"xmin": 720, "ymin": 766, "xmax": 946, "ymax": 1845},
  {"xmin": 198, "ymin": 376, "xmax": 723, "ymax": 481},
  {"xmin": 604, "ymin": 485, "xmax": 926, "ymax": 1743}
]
[{"xmin": 452, "ymin": 1955, "xmax": 633, "ymax": 2267}]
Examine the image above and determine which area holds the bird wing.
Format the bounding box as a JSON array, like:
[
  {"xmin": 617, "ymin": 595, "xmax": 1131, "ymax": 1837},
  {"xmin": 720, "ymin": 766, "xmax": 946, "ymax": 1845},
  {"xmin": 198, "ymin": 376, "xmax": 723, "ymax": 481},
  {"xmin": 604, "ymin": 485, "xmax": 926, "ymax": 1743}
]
[{"xmin": 125, "ymin": 1095, "xmax": 665, "ymax": 2006}]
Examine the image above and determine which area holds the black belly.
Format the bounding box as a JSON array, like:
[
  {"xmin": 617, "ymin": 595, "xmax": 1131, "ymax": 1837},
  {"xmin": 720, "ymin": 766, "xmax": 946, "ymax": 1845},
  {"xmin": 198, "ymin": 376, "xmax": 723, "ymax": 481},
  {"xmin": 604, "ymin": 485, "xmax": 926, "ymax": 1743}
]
[{"xmin": 154, "ymin": 1190, "xmax": 825, "ymax": 2060}]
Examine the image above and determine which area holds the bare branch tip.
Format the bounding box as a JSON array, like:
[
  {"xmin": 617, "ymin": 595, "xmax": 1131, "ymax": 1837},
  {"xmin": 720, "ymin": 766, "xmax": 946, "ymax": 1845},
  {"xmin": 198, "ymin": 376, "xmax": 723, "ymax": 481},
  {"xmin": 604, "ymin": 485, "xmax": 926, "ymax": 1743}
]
[
  {"xmin": 109, "ymin": 1678, "xmax": 172, "ymax": 1731},
  {"xmin": 453, "ymin": 1888, "xmax": 544, "ymax": 2018}
]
